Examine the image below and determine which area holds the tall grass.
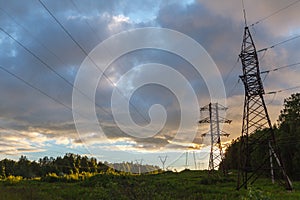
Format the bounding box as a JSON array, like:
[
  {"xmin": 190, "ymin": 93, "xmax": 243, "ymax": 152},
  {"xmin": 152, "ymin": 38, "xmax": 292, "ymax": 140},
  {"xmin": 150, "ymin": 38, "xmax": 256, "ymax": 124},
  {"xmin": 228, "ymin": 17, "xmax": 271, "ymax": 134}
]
[{"xmin": 41, "ymin": 172, "xmax": 96, "ymax": 182}]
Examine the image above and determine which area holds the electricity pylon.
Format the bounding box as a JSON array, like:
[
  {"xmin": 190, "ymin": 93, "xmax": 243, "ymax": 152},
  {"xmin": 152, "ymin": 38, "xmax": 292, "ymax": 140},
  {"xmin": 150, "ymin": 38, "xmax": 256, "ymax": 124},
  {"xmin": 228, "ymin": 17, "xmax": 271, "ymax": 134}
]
[
  {"xmin": 199, "ymin": 103, "xmax": 231, "ymax": 173},
  {"xmin": 237, "ymin": 26, "xmax": 292, "ymax": 190},
  {"xmin": 158, "ymin": 155, "xmax": 168, "ymax": 171},
  {"xmin": 135, "ymin": 159, "xmax": 143, "ymax": 175}
]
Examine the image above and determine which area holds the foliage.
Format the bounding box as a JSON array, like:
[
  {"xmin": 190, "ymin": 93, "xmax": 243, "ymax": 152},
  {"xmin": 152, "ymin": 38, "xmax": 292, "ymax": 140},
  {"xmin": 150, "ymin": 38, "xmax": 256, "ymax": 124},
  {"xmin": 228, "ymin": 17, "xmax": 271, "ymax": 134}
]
[
  {"xmin": 41, "ymin": 172, "xmax": 96, "ymax": 183},
  {"xmin": 276, "ymin": 93, "xmax": 300, "ymax": 179},
  {"xmin": 4, "ymin": 175, "xmax": 23, "ymax": 185}
]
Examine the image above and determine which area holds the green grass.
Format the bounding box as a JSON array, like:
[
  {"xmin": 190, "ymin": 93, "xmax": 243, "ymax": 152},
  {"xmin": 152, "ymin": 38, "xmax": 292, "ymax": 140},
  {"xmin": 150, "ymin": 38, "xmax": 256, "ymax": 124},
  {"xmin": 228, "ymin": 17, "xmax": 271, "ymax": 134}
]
[{"xmin": 0, "ymin": 170, "xmax": 299, "ymax": 200}]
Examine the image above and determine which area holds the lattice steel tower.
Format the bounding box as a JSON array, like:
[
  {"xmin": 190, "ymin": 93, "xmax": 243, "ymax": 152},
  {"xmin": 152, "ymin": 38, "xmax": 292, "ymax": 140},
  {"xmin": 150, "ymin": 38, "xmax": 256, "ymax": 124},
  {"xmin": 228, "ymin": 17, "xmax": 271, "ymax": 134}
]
[
  {"xmin": 237, "ymin": 26, "xmax": 292, "ymax": 190},
  {"xmin": 199, "ymin": 103, "xmax": 231, "ymax": 172}
]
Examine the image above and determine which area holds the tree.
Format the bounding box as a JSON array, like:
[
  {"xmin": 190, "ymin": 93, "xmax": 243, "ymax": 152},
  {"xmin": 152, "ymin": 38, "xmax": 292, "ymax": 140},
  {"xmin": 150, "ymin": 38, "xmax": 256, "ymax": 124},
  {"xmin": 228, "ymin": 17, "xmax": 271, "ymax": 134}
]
[
  {"xmin": 2, "ymin": 159, "xmax": 15, "ymax": 176},
  {"xmin": 14, "ymin": 155, "xmax": 32, "ymax": 178},
  {"xmin": 276, "ymin": 93, "xmax": 300, "ymax": 179},
  {"xmin": 223, "ymin": 93, "xmax": 300, "ymax": 180},
  {"xmin": 80, "ymin": 156, "xmax": 89, "ymax": 173},
  {"xmin": 221, "ymin": 139, "xmax": 240, "ymax": 170},
  {"xmin": 0, "ymin": 163, "xmax": 5, "ymax": 178},
  {"xmin": 278, "ymin": 93, "xmax": 300, "ymax": 132}
]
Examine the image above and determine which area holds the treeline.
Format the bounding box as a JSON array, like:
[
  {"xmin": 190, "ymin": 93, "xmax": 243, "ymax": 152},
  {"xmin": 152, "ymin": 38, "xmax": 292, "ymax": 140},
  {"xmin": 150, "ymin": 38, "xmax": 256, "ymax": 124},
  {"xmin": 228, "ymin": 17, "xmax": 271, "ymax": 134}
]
[
  {"xmin": 0, "ymin": 153, "xmax": 160, "ymax": 179},
  {"xmin": 222, "ymin": 93, "xmax": 300, "ymax": 180}
]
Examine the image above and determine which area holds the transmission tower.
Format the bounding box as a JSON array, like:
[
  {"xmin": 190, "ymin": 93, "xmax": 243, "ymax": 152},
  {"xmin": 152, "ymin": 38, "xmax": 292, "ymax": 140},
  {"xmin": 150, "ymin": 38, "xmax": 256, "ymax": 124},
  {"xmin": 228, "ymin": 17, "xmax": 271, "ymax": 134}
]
[
  {"xmin": 193, "ymin": 151, "xmax": 197, "ymax": 170},
  {"xmin": 237, "ymin": 26, "xmax": 293, "ymax": 190},
  {"xmin": 158, "ymin": 155, "xmax": 168, "ymax": 171},
  {"xmin": 184, "ymin": 151, "xmax": 189, "ymax": 169},
  {"xmin": 135, "ymin": 159, "xmax": 143, "ymax": 175},
  {"xmin": 199, "ymin": 103, "xmax": 231, "ymax": 173}
]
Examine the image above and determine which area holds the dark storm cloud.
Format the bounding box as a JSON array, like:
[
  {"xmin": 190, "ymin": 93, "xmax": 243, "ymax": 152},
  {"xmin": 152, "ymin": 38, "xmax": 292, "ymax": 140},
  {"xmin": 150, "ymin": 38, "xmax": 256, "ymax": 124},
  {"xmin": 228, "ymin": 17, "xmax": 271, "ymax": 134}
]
[
  {"xmin": 156, "ymin": 2, "xmax": 246, "ymax": 96},
  {"xmin": 0, "ymin": 0, "xmax": 300, "ymax": 155}
]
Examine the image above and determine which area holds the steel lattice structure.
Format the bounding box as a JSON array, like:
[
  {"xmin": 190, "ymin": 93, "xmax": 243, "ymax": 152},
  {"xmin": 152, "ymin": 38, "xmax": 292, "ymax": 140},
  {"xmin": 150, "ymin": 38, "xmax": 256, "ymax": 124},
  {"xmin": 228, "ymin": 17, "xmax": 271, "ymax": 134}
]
[
  {"xmin": 237, "ymin": 27, "xmax": 293, "ymax": 190},
  {"xmin": 199, "ymin": 103, "xmax": 231, "ymax": 172}
]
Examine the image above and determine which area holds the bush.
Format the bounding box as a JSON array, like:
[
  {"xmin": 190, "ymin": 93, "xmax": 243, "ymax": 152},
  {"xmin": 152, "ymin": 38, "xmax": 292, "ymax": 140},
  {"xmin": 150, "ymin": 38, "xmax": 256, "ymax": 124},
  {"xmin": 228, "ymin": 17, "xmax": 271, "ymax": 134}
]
[
  {"xmin": 41, "ymin": 172, "xmax": 96, "ymax": 183},
  {"xmin": 4, "ymin": 175, "xmax": 23, "ymax": 185},
  {"xmin": 41, "ymin": 173, "xmax": 60, "ymax": 182}
]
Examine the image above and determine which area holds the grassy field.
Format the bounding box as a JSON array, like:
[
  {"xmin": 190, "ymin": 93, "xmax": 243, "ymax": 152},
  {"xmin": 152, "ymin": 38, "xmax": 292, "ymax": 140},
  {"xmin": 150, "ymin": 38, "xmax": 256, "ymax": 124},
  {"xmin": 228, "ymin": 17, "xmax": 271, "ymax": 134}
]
[{"xmin": 0, "ymin": 170, "xmax": 299, "ymax": 200}]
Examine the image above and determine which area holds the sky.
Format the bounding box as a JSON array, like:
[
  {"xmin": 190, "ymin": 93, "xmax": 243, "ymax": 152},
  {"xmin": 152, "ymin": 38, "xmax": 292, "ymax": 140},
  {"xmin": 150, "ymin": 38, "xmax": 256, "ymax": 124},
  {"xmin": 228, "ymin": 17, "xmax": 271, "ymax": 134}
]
[{"xmin": 0, "ymin": 0, "xmax": 300, "ymax": 171}]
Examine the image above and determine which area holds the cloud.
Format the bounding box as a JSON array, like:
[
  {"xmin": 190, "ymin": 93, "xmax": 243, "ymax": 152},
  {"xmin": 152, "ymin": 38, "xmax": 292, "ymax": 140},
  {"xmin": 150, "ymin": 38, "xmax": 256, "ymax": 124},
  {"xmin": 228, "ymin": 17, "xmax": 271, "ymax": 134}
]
[
  {"xmin": 0, "ymin": 129, "xmax": 46, "ymax": 155},
  {"xmin": 199, "ymin": 0, "xmax": 300, "ymax": 36},
  {"xmin": 0, "ymin": 0, "xmax": 299, "ymax": 163}
]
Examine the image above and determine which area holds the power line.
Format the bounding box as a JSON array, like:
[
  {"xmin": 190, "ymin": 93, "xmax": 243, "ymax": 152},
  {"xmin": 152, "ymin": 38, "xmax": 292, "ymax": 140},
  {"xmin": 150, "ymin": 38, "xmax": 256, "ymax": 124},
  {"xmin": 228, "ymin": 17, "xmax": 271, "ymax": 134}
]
[
  {"xmin": 0, "ymin": 7, "xmax": 69, "ymax": 72},
  {"xmin": 68, "ymin": 0, "xmax": 154, "ymax": 126},
  {"xmin": 0, "ymin": 65, "xmax": 96, "ymax": 156},
  {"xmin": 227, "ymin": 78, "xmax": 241, "ymax": 97},
  {"xmin": 0, "ymin": 63, "xmax": 106, "ymax": 145},
  {"xmin": 0, "ymin": 26, "xmax": 111, "ymax": 117},
  {"xmin": 166, "ymin": 152, "xmax": 185, "ymax": 169},
  {"xmin": 258, "ymin": 49, "xmax": 267, "ymax": 62},
  {"xmin": 266, "ymin": 85, "xmax": 300, "ymax": 95},
  {"xmin": 260, "ymin": 61, "xmax": 300, "ymax": 83},
  {"xmin": 265, "ymin": 92, "xmax": 277, "ymax": 105},
  {"xmin": 0, "ymin": 11, "xmax": 119, "ymax": 156},
  {"xmin": 224, "ymin": 57, "xmax": 239, "ymax": 84},
  {"xmin": 38, "ymin": 0, "xmax": 150, "ymax": 124},
  {"xmin": 38, "ymin": 0, "xmax": 90, "ymax": 61},
  {"xmin": 257, "ymin": 33, "xmax": 300, "ymax": 53},
  {"xmin": 261, "ymin": 61, "xmax": 300, "ymax": 74},
  {"xmin": 0, "ymin": 66, "xmax": 73, "ymax": 112},
  {"xmin": 0, "ymin": 27, "xmax": 73, "ymax": 87},
  {"xmin": 250, "ymin": 0, "xmax": 300, "ymax": 27},
  {"xmin": 68, "ymin": 0, "xmax": 100, "ymax": 41},
  {"xmin": 0, "ymin": 2, "xmax": 145, "ymax": 155}
]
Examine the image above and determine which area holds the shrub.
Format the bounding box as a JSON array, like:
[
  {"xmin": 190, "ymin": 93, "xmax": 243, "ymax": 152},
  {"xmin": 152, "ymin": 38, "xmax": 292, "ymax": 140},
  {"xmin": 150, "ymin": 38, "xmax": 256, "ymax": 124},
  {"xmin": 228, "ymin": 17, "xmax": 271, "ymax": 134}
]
[
  {"xmin": 41, "ymin": 172, "xmax": 97, "ymax": 183},
  {"xmin": 4, "ymin": 175, "xmax": 23, "ymax": 185},
  {"xmin": 41, "ymin": 173, "xmax": 60, "ymax": 182}
]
